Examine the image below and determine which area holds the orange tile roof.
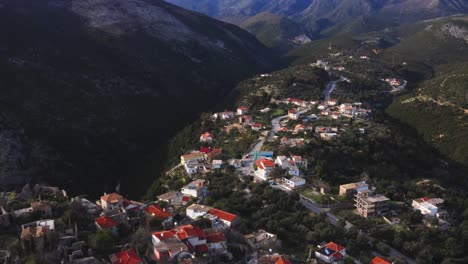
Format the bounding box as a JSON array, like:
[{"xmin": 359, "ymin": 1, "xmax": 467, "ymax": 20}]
[
  {"xmin": 144, "ymin": 205, "xmax": 172, "ymax": 219},
  {"xmin": 101, "ymin": 193, "xmax": 123, "ymax": 203},
  {"xmin": 256, "ymin": 159, "xmax": 275, "ymax": 170},
  {"xmin": 209, "ymin": 208, "xmax": 237, "ymax": 222},
  {"xmin": 95, "ymin": 216, "xmax": 117, "ymax": 229},
  {"xmin": 326, "ymin": 241, "xmax": 345, "ymax": 252},
  {"xmin": 371, "ymin": 256, "xmax": 391, "ymax": 264},
  {"xmin": 111, "ymin": 249, "xmax": 142, "ymax": 264},
  {"xmin": 201, "ymin": 132, "xmax": 213, "ymax": 138},
  {"xmin": 276, "ymin": 256, "xmax": 292, "ymax": 264}
]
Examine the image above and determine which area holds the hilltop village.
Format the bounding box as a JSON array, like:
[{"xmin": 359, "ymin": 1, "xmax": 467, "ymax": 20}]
[{"xmin": 0, "ymin": 55, "xmax": 463, "ymax": 264}]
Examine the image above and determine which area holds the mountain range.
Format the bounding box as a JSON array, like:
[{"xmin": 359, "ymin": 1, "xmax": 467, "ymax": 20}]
[
  {"xmin": 167, "ymin": 0, "xmax": 468, "ymax": 46},
  {"xmin": 0, "ymin": 0, "xmax": 275, "ymax": 196}
]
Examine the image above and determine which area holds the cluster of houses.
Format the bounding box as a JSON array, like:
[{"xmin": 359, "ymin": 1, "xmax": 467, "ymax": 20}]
[
  {"xmin": 339, "ymin": 181, "xmax": 449, "ymax": 228},
  {"xmin": 180, "ymin": 148, "xmax": 223, "ymax": 175},
  {"xmin": 211, "ymin": 107, "xmax": 264, "ymax": 132},
  {"xmin": 383, "ymin": 78, "xmax": 402, "ymax": 87},
  {"xmin": 274, "ymin": 97, "xmax": 369, "ymax": 143},
  {"xmin": 92, "ymin": 186, "xmax": 244, "ymax": 263},
  {"xmin": 253, "ymin": 153, "xmax": 308, "ymax": 190},
  {"xmin": 317, "ymin": 99, "xmax": 371, "ymax": 120}
]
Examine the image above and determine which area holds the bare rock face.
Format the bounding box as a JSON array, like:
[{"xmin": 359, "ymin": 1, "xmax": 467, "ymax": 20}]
[
  {"xmin": 0, "ymin": 0, "xmax": 274, "ymax": 195},
  {"xmin": 441, "ymin": 23, "xmax": 468, "ymax": 43}
]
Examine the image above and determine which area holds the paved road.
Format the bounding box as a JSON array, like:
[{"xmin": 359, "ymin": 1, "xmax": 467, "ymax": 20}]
[
  {"xmin": 242, "ymin": 108, "xmax": 310, "ymax": 176},
  {"xmin": 391, "ymin": 80, "xmax": 407, "ymax": 93},
  {"xmin": 323, "ymin": 76, "xmax": 346, "ymax": 100},
  {"xmin": 299, "ymin": 195, "xmax": 415, "ymax": 264}
]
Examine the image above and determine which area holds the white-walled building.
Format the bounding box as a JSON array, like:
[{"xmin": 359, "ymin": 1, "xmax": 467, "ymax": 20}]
[
  {"xmin": 412, "ymin": 197, "xmax": 444, "ymax": 216},
  {"xmin": 181, "ymin": 179, "xmax": 207, "ymax": 199}
]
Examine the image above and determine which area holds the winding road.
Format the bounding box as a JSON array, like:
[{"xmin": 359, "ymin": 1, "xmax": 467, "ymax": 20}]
[{"xmin": 323, "ymin": 76, "xmax": 346, "ymax": 100}]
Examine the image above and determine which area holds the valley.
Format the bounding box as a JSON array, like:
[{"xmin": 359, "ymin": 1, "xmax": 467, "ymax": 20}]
[{"xmin": 0, "ymin": 1, "xmax": 467, "ymax": 264}]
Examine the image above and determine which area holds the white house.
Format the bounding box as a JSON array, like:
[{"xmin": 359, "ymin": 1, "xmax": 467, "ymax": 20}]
[
  {"xmin": 315, "ymin": 242, "xmax": 347, "ymax": 264},
  {"xmin": 200, "ymin": 132, "xmax": 214, "ymax": 143},
  {"xmin": 206, "ymin": 232, "xmax": 228, "ymax": 255},
  {"xmin": 244, "ymin": 230, "xmax": 277, "ymax": 249},
  {"xmin": 184, "ymin": 163, "xmax": 199, "ymax": 174},
  {"xmin": 282, "ymin": 177, "xmax": 305, "ymax": 189},
  {"xmin": 318, "ymin": 103, "xmax": 326, "ymax": 110},
  {"xmin": 288, "ymin": 110, "xmax": 300, "ymax": 120},
  {"xmin": 331, "ymin": 112, "xmax": 341, "ymax": 119},
  {"xmin": 212, "ymin": 160, "xmax": 223, "ymax": 169},
  {"xmin": 237, "ymin": 107, "xmax": 249, "ymax": 115},
  {"xmin": 287, "ymin": 165, "xmax": 300, "ymax": 177},
  {"xmin": 255, "ymin": 158, "xmax": 275, "ymax": 181},
  {"xmin": 180, "ymin": 152, "xmax": 205, "ymax": 165},
  {"xmin": 412, "ymin": 197, "xmax": 444, "ymax": 216},
  {"xmin": 251, "ymin": 123, "xmax": 263, "ymax": 131},
  {"xmin": 327, "ymin": 99, "xmax": 338, "ymax": 106},
  {"xmin": 294, "ymin": 124, "xmax": 305, "ymax": 133},
  {"xmin": 320, "ymin": 133, "xmax": 338, "ymax": 140},
  {"xmin": 221, "ymin": 111, "xmax": 234, "ymax": 120},
  {"xmin": 207, "ymin": 208, "xmax": 238, "ymax": 228},
  {"xmin": 186, "ymin": 204, "xmax": 213, "ymax": 220},
  {"xmin": 292, "ymin": 156, "xmax": 307, "ymax": 168},
  {"xmin": 100, "ymin": 193, "xmax": 124, "ymax": 211},
  {"xmin": 276, "ymin": 156, "xmax": 289, "ymax": 169},
  {"xmin": 181, "ymin": 179, "xmax": 207, "ymax": 199}
]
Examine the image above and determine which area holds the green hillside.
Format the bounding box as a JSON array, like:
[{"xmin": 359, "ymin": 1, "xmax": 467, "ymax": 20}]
[
  {"xmin": 387, "ymin": 63, "xmax": 468, "ymax": 168},
  {"xmin": 240, "ymin": 12, "xmax": 305, "ymax": 54},
  {"xmin": 285, "ymin": 36, "xmax": 361, "ymax": 64}
]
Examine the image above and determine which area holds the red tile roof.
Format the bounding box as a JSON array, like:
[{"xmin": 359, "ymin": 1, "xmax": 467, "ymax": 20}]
[
  {"xmin": 288, "ymin": 110, "xmax": 297, "ymax": 114},
  {"xmin": 144, "ymin": 205, "xmax": 172, "ymax": 219},
  {"xmin": 276, "ymin": 256, "xmax": 292, "ymax": 264},
  {"xmin": 111, "ymin": 249, "xmax": 142, "ymax": 264},
  {"xmin": 197, "ymin": 244, "xmax": 209, "ymax": 253},
  {"xmin": 209, "ymin": 208, "xmax": 237, "ymax": 222},
  {"xmin": 237, "ymin": 107, "xmax": 249, "ymax": 111},
  {"xmin": 182, "ymin": 196, "xmax": 191, "ymax": 202},
  {"xmin": 201, "ymin": 132, "xmax": 213, "ymax": 139},
  {"xmin": 256, "ymin": 159, "xmax": 275, "ymax": 170},
  {"xmin": 200, "ymin": 147, "xmax": 212, "ymax": 154},
  {"xmin": 326, "ymin": 242, "xmax": 345, "ymax": 252},
  {"xmin": 288, "ymin": 98, "xmax": 303, "ymax": 103},
  {"xmin": 252, "ymin": 123, "xmax": 262, "ymax": 127},
  {"xmin": 206, "ymin": 232, "xmax": 226, "ymax": 243},
  {"xmin": 371, "ymin": 256, "xmax": 392, "ymax": 264},
  {"xmin": 95, "ymin": 216, "xmax": 117, "ymax": 229},
  {"xmin": 152, "ymin": 230, "xmax": 176, "ymax": 241},
  {"xmin": 175, "ymin": 225, "xmax": 206, "ymax": 240}
]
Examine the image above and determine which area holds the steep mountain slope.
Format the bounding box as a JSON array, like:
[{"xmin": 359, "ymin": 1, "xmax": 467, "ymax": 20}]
[
  {"xmin": 167, "ymin": 0, "xmax": 468, "ymax": 37},
  {"xmin": 385, "ymin": 17, "xmax": 468, "ymax": 168},
  {"xmin": 387, "ymin": 64, "xmax": 468, "ymax": 168},
  {"xmin": 240, "ymin": 12, "xmax": 308, "ymax": 54},
  {"xmin": 381, "ymin": 16, "xmax": 468, "ymax": 65},
  {"xmin": 0, "ymin": 0, "xmax": 275, "ymax": 196}
]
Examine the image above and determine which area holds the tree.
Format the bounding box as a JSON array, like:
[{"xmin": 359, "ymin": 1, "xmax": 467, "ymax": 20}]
[
  {"xmin": 270, "ymin": 167, "xmax": 286, "ymax": 180},
  {"xmin": 131, "ymin": 228, "xmax": 151, "ymax": 255},
  {"xmin": 89, "ymin": 230, "xmax": 115, "ymax": 256}
]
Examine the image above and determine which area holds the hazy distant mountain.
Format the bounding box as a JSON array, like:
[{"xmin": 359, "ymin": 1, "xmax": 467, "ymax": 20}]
[
  {"xmin": 0, "ymin": 0, "xmax": 275, "ymax": 196},
  {"xmin": 167, "ymin": 0, "xmax": 468, "ymax": 37},
  {"xmin": 240, "ymin": 12, "xmax": 308, "ymax": 54}
]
